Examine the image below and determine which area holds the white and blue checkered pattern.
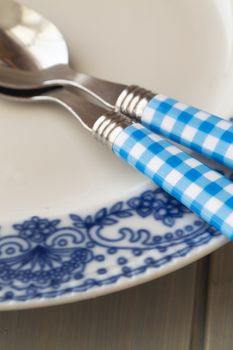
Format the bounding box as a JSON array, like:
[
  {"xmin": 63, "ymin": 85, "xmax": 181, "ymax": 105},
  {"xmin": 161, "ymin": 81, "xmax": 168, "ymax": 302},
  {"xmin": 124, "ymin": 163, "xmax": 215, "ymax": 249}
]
[
  {"xmin": 112, "ymin": 123, "xmax": 233, "ymax": 240},
  {"xmin": 142, "ymin": 95, "xmax": 233, "ymax": 169}
]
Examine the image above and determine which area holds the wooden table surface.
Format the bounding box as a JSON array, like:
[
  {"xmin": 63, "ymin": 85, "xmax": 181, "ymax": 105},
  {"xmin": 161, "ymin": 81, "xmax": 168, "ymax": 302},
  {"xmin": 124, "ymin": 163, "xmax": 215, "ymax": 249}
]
[{"xmin": 0, "ymin": 243, "xmax": 233, "ymax": 350}]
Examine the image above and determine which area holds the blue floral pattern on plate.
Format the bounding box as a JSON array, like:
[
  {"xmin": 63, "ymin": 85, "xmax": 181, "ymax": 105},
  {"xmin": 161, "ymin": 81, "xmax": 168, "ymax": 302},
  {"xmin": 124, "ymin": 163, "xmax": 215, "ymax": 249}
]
[{"xmin": 0, "ymin": 187, "xmax": 221, "ymax": 303}]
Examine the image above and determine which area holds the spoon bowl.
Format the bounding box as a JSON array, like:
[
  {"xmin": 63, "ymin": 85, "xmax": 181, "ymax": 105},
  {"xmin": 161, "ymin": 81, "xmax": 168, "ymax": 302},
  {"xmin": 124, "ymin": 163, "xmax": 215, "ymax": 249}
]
[
  {"xmin": 0, "ymin": 0, "xmax": 68, "ymax": 70},
  {"xmin": 0, "ymin": 0, "xmax": 125, "ymax": 107}
]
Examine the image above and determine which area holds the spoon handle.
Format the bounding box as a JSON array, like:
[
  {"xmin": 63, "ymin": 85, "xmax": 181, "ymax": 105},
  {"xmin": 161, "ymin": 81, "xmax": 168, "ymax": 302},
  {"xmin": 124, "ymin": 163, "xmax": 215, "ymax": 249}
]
[
  {"xmin": 110, "ymin": 123, "xmax": 233, "ymax": 239},
  {"xmin": 117, "ymin": 87, "xmax": 233, "ymax": 169}
]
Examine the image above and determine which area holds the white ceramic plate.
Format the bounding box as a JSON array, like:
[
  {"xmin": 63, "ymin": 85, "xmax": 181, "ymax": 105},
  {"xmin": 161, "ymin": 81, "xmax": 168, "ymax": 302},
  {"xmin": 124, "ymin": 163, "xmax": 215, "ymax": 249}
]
[{"xmin": 0, "ymin": 0, "xmax": 232, "ymax": 310}]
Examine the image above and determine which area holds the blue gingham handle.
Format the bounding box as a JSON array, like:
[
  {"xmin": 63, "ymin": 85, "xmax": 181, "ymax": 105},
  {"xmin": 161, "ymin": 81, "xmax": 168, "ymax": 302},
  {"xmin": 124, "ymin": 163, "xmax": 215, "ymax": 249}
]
[
  {"xmin": 141, "ymin": 95, "xmax": 233, "ymax": 169},
  {"xmin": 113, "ymin": 123, "xmax": 233, "ymax": 239}
]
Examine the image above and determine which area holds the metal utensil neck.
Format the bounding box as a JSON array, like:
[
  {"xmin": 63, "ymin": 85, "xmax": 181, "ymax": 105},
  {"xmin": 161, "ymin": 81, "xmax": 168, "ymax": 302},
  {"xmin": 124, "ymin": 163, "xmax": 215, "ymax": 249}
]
[
  {"xmin": 116, "ymin": 85, "xmax": 154, "ymax": 120},
  {"xmin": 93, "ymin": 112, "xmax": 132, "ymax": 147}
]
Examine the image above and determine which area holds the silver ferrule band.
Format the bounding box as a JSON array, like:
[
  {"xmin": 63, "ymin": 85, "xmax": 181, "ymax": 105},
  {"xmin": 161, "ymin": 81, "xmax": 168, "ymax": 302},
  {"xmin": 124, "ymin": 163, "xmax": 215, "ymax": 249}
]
[
  {"xmin": 93, "ymin": 111, "xmax": 132, "ymax": 147},
  {"xmin": 115, "ymin": 85, "xmax": 154, "ymax": 120}
]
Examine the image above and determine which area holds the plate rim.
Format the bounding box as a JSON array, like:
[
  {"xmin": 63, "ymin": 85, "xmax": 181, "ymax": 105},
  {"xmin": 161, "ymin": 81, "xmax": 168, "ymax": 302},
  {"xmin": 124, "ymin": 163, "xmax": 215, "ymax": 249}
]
[{"xmin": 0, "ymin": 185, "xmax": 228, "ymax": 310}]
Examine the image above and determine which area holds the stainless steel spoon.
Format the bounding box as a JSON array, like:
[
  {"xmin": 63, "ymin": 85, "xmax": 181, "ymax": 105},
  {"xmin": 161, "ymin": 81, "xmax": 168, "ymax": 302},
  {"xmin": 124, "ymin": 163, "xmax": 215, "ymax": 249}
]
[{"xmin": 1, "ymin": 1, "xmax": 233, "ymax": 170}]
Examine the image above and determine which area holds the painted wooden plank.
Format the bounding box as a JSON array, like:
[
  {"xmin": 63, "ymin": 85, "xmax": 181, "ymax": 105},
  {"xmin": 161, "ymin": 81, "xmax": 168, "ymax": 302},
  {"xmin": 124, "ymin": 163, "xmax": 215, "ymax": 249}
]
[
  {"xmin": 0, "ymin": 263, "xmax": 198, "ymax": 350},
  {"xmin": 190, "ymin": 257, "xmax": 209, "ymax": 350},
  {"xmin": 204, "ymin": 243, "xmax": 233, "ymax": 350}
]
